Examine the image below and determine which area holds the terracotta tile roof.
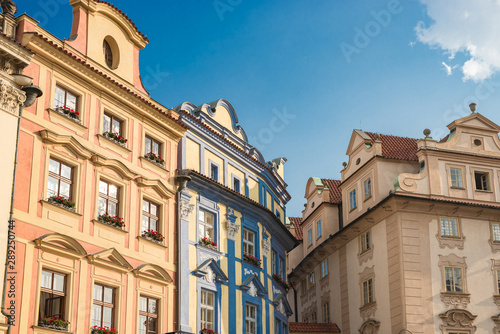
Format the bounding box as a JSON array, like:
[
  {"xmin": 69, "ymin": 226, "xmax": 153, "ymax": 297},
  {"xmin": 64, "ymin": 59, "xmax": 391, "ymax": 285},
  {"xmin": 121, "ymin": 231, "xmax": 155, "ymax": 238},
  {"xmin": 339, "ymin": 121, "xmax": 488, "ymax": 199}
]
[
  {"xmin": 26, "ymin": 32, "xmax": 187, "ymax": 130},
  {"xmin": 440, "ymin": 134, "xmax": 450, "ymax": 143},
  {"xmin": 179, "ymin": 110, "xmax": 290, "ymax": 198},
  {"xmin": 289, "ymin": 322, "xmax": 341, "ymax": 333},
  {"xmin": 321, "ymin": 179, "xmax": 342, "ymax": 204},
  {"xmin": 95, "ymin": 1, "xmax": 149, "ymax": 42},
  {"xmin": 288, "ymin": 217, "xmax": 303, "ymax": 240},
  {"xmin": 365, "ymin": 132, "xmax": 419, "ymax": 162}
]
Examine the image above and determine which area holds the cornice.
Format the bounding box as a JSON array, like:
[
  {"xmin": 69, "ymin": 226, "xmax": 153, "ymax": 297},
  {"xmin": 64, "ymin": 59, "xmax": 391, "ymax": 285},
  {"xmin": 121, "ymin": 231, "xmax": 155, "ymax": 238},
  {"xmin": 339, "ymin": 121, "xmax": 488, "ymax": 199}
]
[
  {"xmin": 40, "ymin": 129, "xmax": 94, "ymax": 159},
  {"xmin": 136, "ymin": 177, "xmax": 176, "ymax": 199},
  {"xmin": 90, "ymin": 154, "xmax": 136, "ymax": 180}
]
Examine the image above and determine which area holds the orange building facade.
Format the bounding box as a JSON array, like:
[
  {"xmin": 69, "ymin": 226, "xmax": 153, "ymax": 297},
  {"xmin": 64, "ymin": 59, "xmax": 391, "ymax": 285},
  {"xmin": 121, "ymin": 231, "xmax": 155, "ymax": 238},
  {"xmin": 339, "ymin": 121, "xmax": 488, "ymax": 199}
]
[{"xmin": 3, "ymin": 1, "xmax": 186, "ymax": 333}]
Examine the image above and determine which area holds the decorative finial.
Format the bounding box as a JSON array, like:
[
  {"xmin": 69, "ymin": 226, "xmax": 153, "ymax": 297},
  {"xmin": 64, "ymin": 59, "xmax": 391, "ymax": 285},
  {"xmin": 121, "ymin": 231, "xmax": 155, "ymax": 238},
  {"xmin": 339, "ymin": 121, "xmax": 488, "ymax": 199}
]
[
  {"xmin": 423, "ymin": 128, "xmax": 431, "ymax": 138},
  {"xmin": 469, "ymin": 103, "xmax": 477, "ymax": 113},
  {"xmin": 374, "ymin": 133, "xmax": 380, "ymax": 140},
  {"xmin": 1, "ymin": 0, "xmax": 17, "ymax": 17},
  {"xmin": 342, "ymin": 162, "xmax": 347, "ymax": 168}
]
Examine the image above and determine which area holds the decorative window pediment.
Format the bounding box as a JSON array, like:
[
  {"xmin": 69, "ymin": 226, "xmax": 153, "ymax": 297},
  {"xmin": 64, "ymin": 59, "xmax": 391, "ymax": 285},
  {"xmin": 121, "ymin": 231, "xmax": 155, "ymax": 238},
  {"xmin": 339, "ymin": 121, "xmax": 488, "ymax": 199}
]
[
  {"xmin": 136, "ymin": 177, "xmax": 175, "ymax": 199},
  {"xmin": 133, "ymin": 263, "xmax": 173, "ymax": 285},
  {"xmin": 193, "ymin": 259, "xmax": 228, "ymax": 284},
  {"xmin": 87, "ymin": 248, "xmax": 132, "ymax": 273},
  {"xmin": 240, "ymin": 274, "xmax": 267, "ymax": 298},
  {"xmin": 34, "ymin": 233, "xmax": 87, "ymax": 259},
  {"xmin": 91, "ymin": 154, "xmax": 136, "ymax": 180},
  {"xmin": 273, "ymin": 293, "xmax": 293, "ymax": 316},
  {"xmin": 359, "ymin": 319, "xmax": 380, "ymax": 334},
  {"xmin": 40, "ymin": 129, "xmax": 93, "ymax": 160},
  {"xmin": 439, "ymin": 309, "xmax": 477, "ymax": 333}
]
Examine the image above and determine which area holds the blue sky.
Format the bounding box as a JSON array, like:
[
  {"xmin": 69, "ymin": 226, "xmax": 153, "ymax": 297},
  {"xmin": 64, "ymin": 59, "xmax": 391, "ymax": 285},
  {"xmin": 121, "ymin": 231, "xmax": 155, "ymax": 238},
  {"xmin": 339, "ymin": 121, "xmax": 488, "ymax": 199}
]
[{"xmin": 18, "ymin": 0, "xmax": 500, "ymax": 217}]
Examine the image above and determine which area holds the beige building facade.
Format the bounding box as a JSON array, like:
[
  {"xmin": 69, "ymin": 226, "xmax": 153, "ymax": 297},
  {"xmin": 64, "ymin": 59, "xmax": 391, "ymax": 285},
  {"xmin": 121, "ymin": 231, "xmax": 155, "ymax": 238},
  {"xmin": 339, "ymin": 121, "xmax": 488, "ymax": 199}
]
[{"xmin": 288, "ymin": 109, "xmax": 500, "ymax": 334}]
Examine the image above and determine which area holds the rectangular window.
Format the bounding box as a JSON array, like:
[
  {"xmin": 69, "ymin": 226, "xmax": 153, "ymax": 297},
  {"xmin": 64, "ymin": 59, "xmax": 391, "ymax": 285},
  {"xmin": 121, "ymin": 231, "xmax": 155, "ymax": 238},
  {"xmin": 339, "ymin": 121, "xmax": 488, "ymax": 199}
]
[
  {"xmin": 198, "ymin": 210, "xmax": 215, "ymax": 240},
  {"xmin": 145, "ymin": 136, "xmax": 162, "ymax": 157},
  {"xmin": 92, "ymin": 284, "xmax": 115, "ymax": 328},
  {"xmin": 245, "ymin": 304, "xmax": 257, "ymax": 334},
  {"xmin": 103, "ymin": 113, "xmax": 122, "ymax": 135},
  {"xmin": 440, "ymin": 217, "xmax": 459, "ymax": 237},
  {"xmin": 364, "ymin": 178, "xmax": 372, "ymax": 199},
  {"xmin": 493, "ymin": 223, "xmax": 500, "ymax": 242},
  {"xmin": 233, "ymin": 177, "xmax": 241, "ymax": 193},
  {"xmin": 282, "ymin": 323, "xmax": 287, "ymax": 334},
  {"xmin": 362, "ymin": 278, "xmax": 373, "ymax": 305},
  {"xmin": 311, "ymin": 312, "xmax": 317, "ymax": 323},
  {"xmin": 272, "ymin": 250, "xmax": 277, "ymax": 275},
  {"xmin": 360, "ymin": 231, "xmax": 371, "ymax": 253},
  {"xmin": 201, "ymin": 290, "xmax": 215, "ymax": 330},
  {"xmin": 474, "ymin": 171, "xmax": 490, "ymax": 191},
  {"xmin": 301, "ymin": 279, "xmax": 307, "ymax": 295},
  {"xmin": 316, "ymin": 220, "xmax": 322, "ymax": 238},
  {"xmin": 445, "ymin": 267, "xmax": 463, "ymax": 292},
  {"xmin": 450, "ymin": 168, "xmax": 463, "ymax": 188},
  {"xmin": 275, "ymin": 318, "xmax": 280, "ymax": 334},
  {"xmin": 497, "ymin": 270, "xmax": 500, "ymax": 294},
  {"xmin": 142, "ymin": 199, "xmax": 159, "ymax": 233},
  {"xmin": 309, "ymin": 272, "xmax": 315, "ymax": 288},
  {"xmin": 243, "ymin": 229, "xmax": 255, "ymax": 257},
  {"xmin": 47, "ymin": 158, "xmax": 73, "ymax": 200},
  {"xmin": 321, "ymin": 259, "xmax": 328, "ymax": 278},
  {"xmin": 279, "ymin": 256, "xmax": 284, "ymax": 277},
  {"xmin": 98, "ymin": 180, "xmax": 119, "ymax": 216},
  {"xmin": 308, "ymin": 229, "xmax": 313, "ymax": 247},
  {"xmin": 322, "ymin": 302, "xmax": 330, "ymax": 323},
  {"xmin": 39, "ymin": 269, "xmax": 66, "ymax": 319},
  {"xmin": 139, "ymin": 296, "xmax": 158, "ymax": 334},
  {"xmin": 350, "ymin": 189, "xmax": 357, "ymax": 211},
  {"xmin": 210, "ymin": 163, "xmax": 219, "ymax": 182},
  {"xmin": 55, "ymin": 85, "xmax": 78, "ymax": 111}
]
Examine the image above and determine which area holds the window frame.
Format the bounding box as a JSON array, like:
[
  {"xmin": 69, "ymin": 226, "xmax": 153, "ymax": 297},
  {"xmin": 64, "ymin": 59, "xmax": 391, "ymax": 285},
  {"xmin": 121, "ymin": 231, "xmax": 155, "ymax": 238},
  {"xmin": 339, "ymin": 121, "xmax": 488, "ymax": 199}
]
[
  {"xmin": 245, "ymin": 303, "xmax": 258, "ymax": 334},
  {"xmin": 47, "ymin": 158, "xmax": 74, "ymax": 201},
  {"xmin": 360, "ymin": 230, "xmax": 371, "ymax": 253},
  {"xmin": 200, "ymin": 289, "xmax": 216, "ymax": 331},
  {"xmin": 322, "ymin": 301, "xmax": 330, "ymax": 323},
  {"xmin": 98, "ymin": 179, "xmax": 121, "ymax": 217},
  {"xmin": 39, "ymin": 269, "xmax": 67, "ymax": 320},
  {"xmin": 142, "ymin": 198, "xmax": 160, "ymax": 234},
  {"xmin": 362, "ymin": 277, "xmax": 374, "ymax": 306},
  {"xmin": 309, "ymin": 271, "xmax": 315, "ymax": 289},
  {"xmin": 363, "ymin": 177, "xmax": 372, "ymax": 201},
  {"xmin": 232, "ymin": 175, "xmax": 241, "ymax": 193},
  {"xmin": 103, "ymin": 112, "xmax": 124, "ymax": 136},
  {"xmin": 473, "ymin": 170, "xmax": 491, "ymax": 191},
  {"xmin": 316, "ymin": 220, "xmax": 322, "ymax": 239},
  {"xmin": 439, "ymin": 217, "xmax": 460, "ymax": 238},
  {"xmin": 54, "ymin": 85, "xmax": 79, "ymax": 112},
  {"xmin": 243, "ymin": 228, "xmax": 256, "ymax": 257},
  {"xmin": 444, "ymin": 266, "xmax": 464, "ymax": 293},
  {"xmin": 321, "ymin": 259, "xmax": 328, "ymax": 279},
  {"xmin": 198, "ymin": 209, "xmax": 216, "ymax": 242},
  {"xmin": 138, "ymin": 295, "xmax": 158, "ymax": 334},
  {"xmin": 144, "ymin": 135, "xmax": 163, "ymax": 158},
  {"xmin": 308, "ymin": 229, "xmax": 313, "ymax": 247},
  {"xmin": 449, "ymin": 167, "xmax": 464, "ymax": 189},
  {"xmin": 92, "ymin": 283, "xmax": 116, "ymax": 329},
  {"xmin": 209, "ymin": 161, "xmax": 220, "ymax": 182}
]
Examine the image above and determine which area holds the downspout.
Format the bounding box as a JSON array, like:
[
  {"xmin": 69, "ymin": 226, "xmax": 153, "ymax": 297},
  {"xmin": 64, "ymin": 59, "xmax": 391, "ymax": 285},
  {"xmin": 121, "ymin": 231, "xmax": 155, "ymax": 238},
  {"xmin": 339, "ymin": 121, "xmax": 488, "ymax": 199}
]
[
  {"xmin": 1, "ymin": 84, "xmax": 42, "ymax": 334},
  {"xmin": 293, "ymin": 285, "xmax": 298, "ymax": 322}
]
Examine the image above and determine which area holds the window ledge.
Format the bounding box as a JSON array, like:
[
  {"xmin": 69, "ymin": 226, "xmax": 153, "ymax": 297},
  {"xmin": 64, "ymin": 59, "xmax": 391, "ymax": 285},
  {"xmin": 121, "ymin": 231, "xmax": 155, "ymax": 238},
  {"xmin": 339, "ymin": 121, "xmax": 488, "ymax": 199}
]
[
  {"xmin": 138, "ymin": 235, "xmax": 167, "ymax": 248},
  {"xmin": 475, "ymin": 189, "xmax": 493, "ymax": 193},
  {"xmin": 41, "ymin": 200, "xmax": 82, "ymax": 218},
  {"xmin": 32, "ymin": 326, "xmax": 73, "ymax": 334},
  {"xmin": 450, "ymin": 186, "xmax": 465, "ymax": 190},
  {"xmin": 435, "ymin": 234, "xmax": 465, "ymax": 250},
  {"xmin": 349, "ymin": 207, "xmax": 357, "ymax": 213},
  {"xmin": 196, "ymin": 242, "xmax": 221, "ymax": 254},
  {"xmin": 140, "ymin": 156, "xmax": 169, "ymax": 175},
  {"xmin": 440, "ymin": 291, "xmax": 470, "ymax": 308},
  {"xmin": 48, "ymin": 108, "xmax": 87, "ymax": 136},
  {"xmin": 242, "ymin": 257, "xmax": 262, "ymax": 269},
  {"xmin": 359, "ymin": 301, "xmax": 377, "ymax": 319},
  {"xmin": 92, "ymin": 219, "xmax": 128, "ymax": 234},
  {"xmin": 97, "ymin": 134, "xmax": 131, "ymax": 158},
  {"xmin": 363, "ymin": 195, "xmax": 372, "ymax": 202}
]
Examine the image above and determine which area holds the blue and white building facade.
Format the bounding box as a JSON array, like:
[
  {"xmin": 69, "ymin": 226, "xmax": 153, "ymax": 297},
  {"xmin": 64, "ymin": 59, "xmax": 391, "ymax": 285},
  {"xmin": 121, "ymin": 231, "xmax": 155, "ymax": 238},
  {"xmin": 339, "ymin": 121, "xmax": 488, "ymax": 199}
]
[{"xmin": 175, "ymin": 100, "xmax": 297, "ymax": 334}]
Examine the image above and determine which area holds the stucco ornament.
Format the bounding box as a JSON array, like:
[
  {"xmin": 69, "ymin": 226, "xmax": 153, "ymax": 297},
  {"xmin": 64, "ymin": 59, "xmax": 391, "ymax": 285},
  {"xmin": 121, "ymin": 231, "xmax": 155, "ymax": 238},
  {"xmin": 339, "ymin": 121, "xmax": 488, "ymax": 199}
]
[
  {"xmin": 199, "ymin": 252, "xmax": 220, "ymax": 262},
  {"xmin": 204, "ymin": 266, "xmax": 215, "ymax": 284},
  {"xmin": 226, "ymin": 221, "xmax": 240, "ymax": 241},
  {"xmin": 0, "ymin": 81, "xmax": 25, "ymax": 116},
  {"xmin": 179, "ymin": 200, "xmax": 194, "ymax": 220},
  {"xmin": 1, "ymin": 0, "xmax": 17, "ymax": 17},
  {"xmin": 439, "ymin": 309, "xmax": 477, "ymax": 333},
  {"xmin": 358, "ymin": 319, "xmax": 380, "ymax": 334},
  {"xmin": 440, "ymin": 293, "xmax": 470, "ymax": 308},
  {"xmin": 262, "ymin": 237, "xmax": 271, "ymax": 254},
  {"xmin": 244, "ymin": 268, "xmax": 256, "ymax": 276},
  {"xmin": 247, "ymin": 281, "xmax": 257, "ymax": 297},
  {"xmin": 276, "ymin": 300, "xmax": 285, "ymax": 314}
]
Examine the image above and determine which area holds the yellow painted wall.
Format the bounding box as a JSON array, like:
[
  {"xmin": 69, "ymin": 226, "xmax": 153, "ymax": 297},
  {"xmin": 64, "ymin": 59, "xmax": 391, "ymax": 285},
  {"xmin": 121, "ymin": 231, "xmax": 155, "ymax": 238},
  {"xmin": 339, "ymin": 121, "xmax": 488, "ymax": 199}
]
[{"xmin": 186, "ymin": 138, "xmax": 200, "ymax": 171}]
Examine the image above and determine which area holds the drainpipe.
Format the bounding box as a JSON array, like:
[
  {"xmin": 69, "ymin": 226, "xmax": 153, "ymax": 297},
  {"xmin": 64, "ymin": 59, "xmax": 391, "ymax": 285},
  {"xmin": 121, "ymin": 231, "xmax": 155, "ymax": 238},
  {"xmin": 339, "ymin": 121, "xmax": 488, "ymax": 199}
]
[{"xmin": 1, "ymin": 81, "xmax": 42, "ymax": 334}]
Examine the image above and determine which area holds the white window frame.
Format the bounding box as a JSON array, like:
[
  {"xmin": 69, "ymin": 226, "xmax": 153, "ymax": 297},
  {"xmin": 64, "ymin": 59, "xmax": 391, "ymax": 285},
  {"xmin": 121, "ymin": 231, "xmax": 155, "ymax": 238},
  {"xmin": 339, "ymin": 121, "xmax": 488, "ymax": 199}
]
[
  {"xmin": 243, "ymin": 229, "xmax": 255, "ymax": 257},
  {"xmin": 200, "ymin": 289, "xmax": 215, "ymax": 331},
  {"xmin": 245, "ymin": 303, "xmax": 257, "ymax": 334}
]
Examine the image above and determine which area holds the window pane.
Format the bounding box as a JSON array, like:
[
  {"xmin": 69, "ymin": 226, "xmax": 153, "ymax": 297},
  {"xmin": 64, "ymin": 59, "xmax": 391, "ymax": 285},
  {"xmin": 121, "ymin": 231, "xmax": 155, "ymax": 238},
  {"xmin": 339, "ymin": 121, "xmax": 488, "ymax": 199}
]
[
  {"xmin": 61, "ymin": 164, "xmax": 72, "ymax": 179},
  {"xmin": 104, "ymin": 287, "xmax": 113, "ymax": 303},
  {"xmin": 59, "ymin": 181, "xmax": 71, "ymax": 199},
  {"xmin": 41, "ymin": 270, "xmax": 52, "ymax": 289},
  {"xmin": 109, "ymin": 184, "xmax": 118, "ymax": 199},
  {"xmin": 53, "ymin": 273, "xmax": 65, "ymax": 292},
  {"xmin": 49, "ymin": 159, "xmax": 60, "ymax": 174},
  {"xmin": 103, "ymin": 114, "xmax": 111, "ymax": 133},
  {"xmin": 139, "ymin": 315, "xmax": 147, "ymax": 333},
  {"xmin": 47, "ymin": 176, "xmax": 59, "ymax": 197},
  {"xmin": 107, "ymin": 201, "xmax": 117, "ymax": 216},
  {"xmin": 142, "ymin": 215, "xmax": 149, "ymax": 231},
  {"xmin": 94, "ymin": 284, "xmax": 103, "ymax": 301},
  {"xmin": 112, "ymin": 119, "xmax": 121, "ymax": 134},
  {"xmin": 140, "ymin": 296, "xmax": 147, "ymax": 312},
  {"xmin": 454, "ymin": 268, "xmax": 462, "ymax": 292},
  {"xmin": 99, "ymin": 181, "xmax": 108, "ymax": 194},
  {"xmin": 148, "ymin": 317, "xmax": 157, "ymax": 333},
  {"xmin": 150, "ymin": 220, "xmax": 157, "ymax": 232},
  {"xmin": 450, "ymin": 219, "xmax": 458, "ymax": 236},
  {"xmin": 493, "ymin": 223, "xmax": 500, "ymax": 241},
  {"xmin": 93, "ymin": 304, "xmax": 102, "ymax": 323},
  {"xmin": 143, "ymin": 200, "xmax": 149, "ymax": 212},
  {"xmin": 145, "ymin": 137, "xmax": 151, "ymax": 152},
  {"xmin": 152, "ymin": 141, "xmax": 160, "ymax": 155},
  {"xmin": 55, "ymin": 87, "xmax": 65, "ymax": 108},
  {"xmin": 206, "ymin": 212, "xmax": 214, "ymax": 227},
  {"xmin": 103, "ymin": 306, "xmax": 112, "ymax": 327},
  {"xmin": 98, "ymin": 197, "xmax": 107, "ymax": 216},
  {"xmin": 149, "ymin": 298, "xmax": 157, "ymax": 314},
  {"xmin": 150, "ymin": 203, "xmax": 157, "ymax": 216},
  {"xmin": 67, "ymin": 93, "xmax": 77, "ymax": 110}
]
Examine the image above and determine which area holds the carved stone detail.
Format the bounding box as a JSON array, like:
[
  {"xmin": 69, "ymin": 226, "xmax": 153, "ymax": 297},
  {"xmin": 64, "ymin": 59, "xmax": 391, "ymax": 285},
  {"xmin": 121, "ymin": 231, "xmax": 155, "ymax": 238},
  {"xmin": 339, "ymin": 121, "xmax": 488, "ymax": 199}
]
[
  {"xmin": 492, "ymin": 314, "xmax": 500, "ymax": 334},
  {"xmin": 0, "ymin": 80, "xmax": 25, "ymax": 116},
  {"xmin": 493, "ymin": 296, "xmax": 500, "ymax": 309},
  {"xmin": 439, "ymin": 309, "xmax": 477, "ymax": 333},
  {"xmin": 358, "ymin": 245, "xmax": 374, "ymax": 266},
  {"xmin": 359, "ymin": 302, "xmax": 377, "ymax": 321},
  {"xmin": 490, "ymin": 240, "xmax": 500, "ymax": 253},
  {"xmin": 226, "ymin": 221, "xmax": 240, "ymax": 241},
  {"xmin": 359, "ymin": 319, "xmax": 380, "ymax": 334},
  {"xmin": 262, "ymin": 237, "xmax": 271, "ymax": 254},
  {"xmin": 204, "ymin": 266, "xmax": 215, "ymax": 284},
  {"xmin": 243, "ymin": 268, "xmax": 256, "ymax": 276},
  {"xmin": 276, "ymin": 299, "xmax": 285, "ymax": 315},
  {"xmin": 199, "ymin": 252, "xmax": 220, "ymax": 263},
  {"xmin": 180, "ymin": 200, "xmax": 194, "ymax": 220},
  {"xmin": 398, "ymin": 330, "xmax": 412, "ymax": 334},
  {"xmin": 440, "ymin": 292, "xmax": 470, "ymax": 308},
  {"xmin": 436, "ymin": 234, "xmax": 465, "ymax": 250},
  {"xmin": 247, "ymin": 281, "xmax": 257, "ymax": 297}
]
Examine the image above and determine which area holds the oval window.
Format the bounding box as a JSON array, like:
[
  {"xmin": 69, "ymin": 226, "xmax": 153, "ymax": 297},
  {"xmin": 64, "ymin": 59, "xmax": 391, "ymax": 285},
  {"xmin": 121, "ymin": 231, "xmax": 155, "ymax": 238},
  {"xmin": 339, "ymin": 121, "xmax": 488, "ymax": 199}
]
[
  {"xmin": 102, "ymin": 36, "xmax": 120, "ymax": 70},
  {"xmin": 103, "ymin": 40, "xmax": 113, "ymax": 68}
]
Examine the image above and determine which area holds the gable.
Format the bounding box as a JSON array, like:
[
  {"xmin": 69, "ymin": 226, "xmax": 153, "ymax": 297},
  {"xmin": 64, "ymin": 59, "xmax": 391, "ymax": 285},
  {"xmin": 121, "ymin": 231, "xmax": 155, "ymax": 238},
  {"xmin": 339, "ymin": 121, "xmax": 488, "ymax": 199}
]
[
  {"xmin": 240, "ymin": 274, "xmax": 267, "ymax": 297},
  {"xmin": 34, "ymin": 233, "xmax": 87, "ymax": 259},
  {"xmin": 193, "ymin": 259, "xmax": 228, "ymax": 284},
  {"xmin": 87, "ymin": 248, "xmax": 132, "ymax": 272}
]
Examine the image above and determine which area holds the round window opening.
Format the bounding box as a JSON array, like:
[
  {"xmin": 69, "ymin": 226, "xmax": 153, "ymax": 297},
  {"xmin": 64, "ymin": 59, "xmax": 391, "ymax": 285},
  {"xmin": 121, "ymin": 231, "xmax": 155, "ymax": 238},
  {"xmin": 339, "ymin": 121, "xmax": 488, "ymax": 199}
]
[
  {"xmin": 356, "ymin": 158, "xmax": 361, "ymax": 165},
  {"xmin": 102, "ymin": 37, "xmax": 120, "ymax": 70},
  {"xmin": 474, "ymin": 139, "xmax": 482, "ymax": 146}
]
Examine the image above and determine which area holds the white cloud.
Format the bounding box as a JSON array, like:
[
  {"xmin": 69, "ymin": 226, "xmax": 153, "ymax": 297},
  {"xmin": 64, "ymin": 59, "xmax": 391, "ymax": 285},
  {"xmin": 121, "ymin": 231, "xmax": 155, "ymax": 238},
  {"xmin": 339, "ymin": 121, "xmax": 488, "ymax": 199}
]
[
  {"xmin": 416, "ymin": 0, "xmax": 500, "ymax": 82},
  {"xmin": 441, "ymin": 62, "xmax": 457, "ymax": 76}
]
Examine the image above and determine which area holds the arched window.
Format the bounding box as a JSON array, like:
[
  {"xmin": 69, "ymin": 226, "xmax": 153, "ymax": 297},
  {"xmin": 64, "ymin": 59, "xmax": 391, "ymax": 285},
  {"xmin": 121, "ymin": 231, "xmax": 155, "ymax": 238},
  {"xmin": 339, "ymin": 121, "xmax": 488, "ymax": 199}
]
[{"xmin": 103, "ymin": 40, "xmax": 113, "ymax": 68}]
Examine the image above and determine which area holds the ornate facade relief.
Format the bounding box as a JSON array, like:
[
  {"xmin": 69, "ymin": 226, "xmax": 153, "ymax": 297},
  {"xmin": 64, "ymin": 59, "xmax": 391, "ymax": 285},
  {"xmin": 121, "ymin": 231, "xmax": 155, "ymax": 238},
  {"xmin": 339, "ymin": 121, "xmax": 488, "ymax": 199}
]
[
  {"xmin": 226, "ymin": 221, "xmax": 240, "ymax": 241},
  {"xmin": 0, "ymin": 80, "xmax": 25, "ymax": 116},
  {"xmin": 439, "ymin": 309, "xmax": 477, "ymax": 333},
  {"xmin": 247, "ymin": 281, "xmax": 257, "ymax": 297},
  {"xmin": 438, "ymin": 253, "xmax": 470, "ymax": 308},
  {"xmin": 262, "ymin": 237, "xmax": 271, "ymax": 254},
  {"xmin": 358, "ymin": 319, "xmax": 380, "ymax": 334},
  {"xmin": 179, "ymin": 200, "xmax": 194, "ymax": 220}
]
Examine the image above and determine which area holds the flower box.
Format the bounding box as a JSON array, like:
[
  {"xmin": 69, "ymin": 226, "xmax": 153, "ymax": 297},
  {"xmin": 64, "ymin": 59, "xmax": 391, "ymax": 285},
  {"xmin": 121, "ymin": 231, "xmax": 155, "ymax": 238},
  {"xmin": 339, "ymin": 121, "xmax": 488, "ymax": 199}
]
[
  {"xmin": 48, "ymin": 196, "xmax": 76, "ymax": 212},
  {"xmin": 103, "ymin": 131, "xmax": 127, "ymax": 147},
  {"xmin": 201, "ymin": 329, "xmax": 218, "ymax": 334},
  {"xmin": 98, "ymin": 214, "xmax": 125, "ymax": 229},
  {"xmin": 272, "ymin": 274, "xmax": 291, "ymax": 292},
  {"xmin": 91, "ymin": 325, "xmax": 118, "ymax": 334},
  {"xmin": 55, "ymin": 106, "xmax": 81, "ymax": 124},
  {"xmin": 199, "ymin": 237, "xmax": 217, "ymax": 251},
  {"xmin": 38, "ymin": 316, "xmax": 69, "ymax": 331},
  {"xmin": 243, "ymin": 254, "xmax": 261, "ymax": 267},
  {"xmin": 142, "ymin": 229, "xmax": 164, "ymax": 244},
  {"xmin": 144, "ymin": 152, "xmax": 165, "ymax": 167}
]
